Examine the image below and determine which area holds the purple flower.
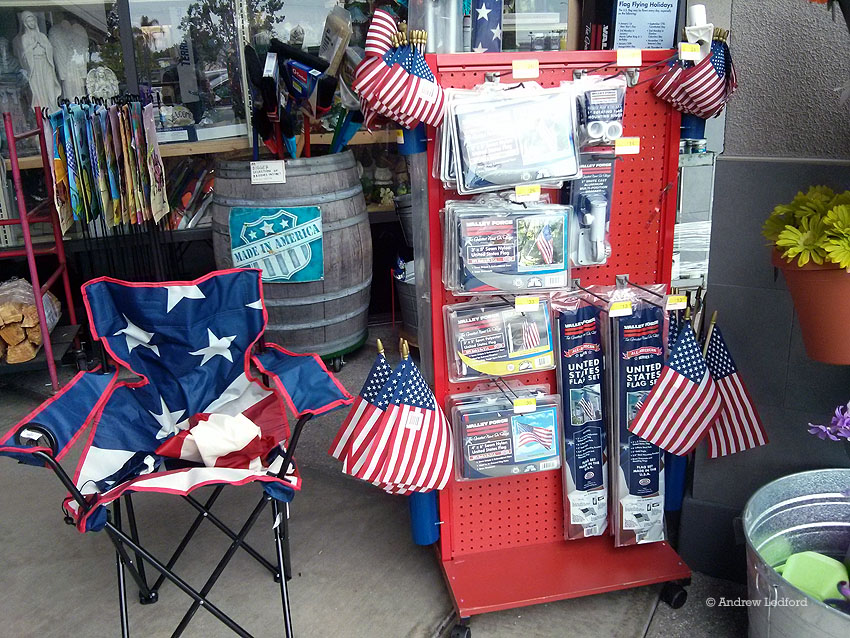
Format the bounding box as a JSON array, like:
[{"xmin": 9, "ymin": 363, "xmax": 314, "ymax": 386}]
[
  {"xmin": 807, "ymin": 401, "xmax": 850, "ymax": 442},
  {"xmin": 825, "ymin": 581, "xmax": 850, "ymax": 616}
]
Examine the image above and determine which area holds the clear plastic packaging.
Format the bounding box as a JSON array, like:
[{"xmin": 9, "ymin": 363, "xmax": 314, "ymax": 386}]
[
  {"xmin": 571, "ymin": 75, "xmax": 627, "ymax": 148},
  {"xmin": 442, "ymin": 198, "xmax": 571, "ymax": 294},
  {"xmin": 443, "ymin": 83, "xmax": 581, "ymax": 193},
  {"xmin": 551, "ymin": 289, "xmax": 608, "ymax": 540},
  {"xmin": 569, "ymin": 152, "xmax": 615, "ymax": 267},
  {"xmin": 443, "ymin": 298, "xmax": 555, "ymax": 382},
  {"xmin": 449, "ymin": 389, "xmax": 562, "ymax": 480}
]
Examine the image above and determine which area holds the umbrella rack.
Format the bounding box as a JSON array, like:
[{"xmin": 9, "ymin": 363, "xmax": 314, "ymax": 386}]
[
  {"xmin": 0, "ymin": 110, "xmax": 80, "ymax": 392},
  {"xmin": 424, "ymin": 51, "xmax": 691, "ymax": 626}
]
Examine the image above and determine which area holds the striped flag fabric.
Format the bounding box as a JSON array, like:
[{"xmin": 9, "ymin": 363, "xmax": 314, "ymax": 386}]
[
  {"xmin": 535, "ymin": 223, "xmax": 554, "ymax": 264},
  {"xmin": 328, "ymin": 350, "xmax": 393, "ymax": 462},
  {"xmin": 355, "ymin": 357, "xmax": 453, "ymax": 492},
  {"xmin": 516, "ymin": 420, "xmax": 554, "ymax": 449},
  {"xmin": 704, "ymin": 326, "xmax": 768, "ymax": 458},
  {"xmin": 579, "ymin": 395, "xmax": 595, "ymax": 421},
  {"xmin": 364, "ymin": 8, "xmax": 397, "ymax": 57},
  {"xmin": 522, "ymin": 319, "xmax": 541, "ymax": 350},
  {"xmin": 629, "ymin": 323, "xmax": 723, "ymax": 455}
]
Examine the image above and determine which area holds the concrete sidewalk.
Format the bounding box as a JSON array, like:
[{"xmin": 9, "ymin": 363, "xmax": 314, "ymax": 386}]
[{"xmin": 0, "ymin": 325, "xmax": 747, "ymax": 637}]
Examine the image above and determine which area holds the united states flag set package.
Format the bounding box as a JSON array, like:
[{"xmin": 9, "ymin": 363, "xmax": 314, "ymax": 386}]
[
  {"xmin": 443, "ymin": 299, "xmax": 556, "ymax": 383},
  {"xmin": 442, "ymin": 197, "xmax": 572, "ymax": 294},
  {"xmin": 552, "ymin": 290, "xmax": 608, "ymax": 540},
  {"xmin": 439, "ymin": 84, "xmax": 581, "ymax": 194},
  {"xmin": 601, "ymin": 284, "xmax": 669, "ymax": 547},
  {"xmin": 447, "ymin": 387, "xmax": 561, "ymax": 480}
]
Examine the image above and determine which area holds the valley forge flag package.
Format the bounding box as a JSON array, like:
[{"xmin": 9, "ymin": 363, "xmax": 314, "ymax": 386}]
[
  {"xmin": 444, "ymin": 299, "xmax": 555, "ymax": 382},
  {"xmin": 553, "ymin": 291, "xmax": 608, "ymax": 540},
  {"xmin": 603, "ymin": 284, "xmax": 668, "ymax": 547},
  {"xmin": 443, "ymin": 199, "xmax": 572, "ymax": 294},
  {"xmin": 449, "ymin": 389, "xmax": 561, "ymax": 480}
]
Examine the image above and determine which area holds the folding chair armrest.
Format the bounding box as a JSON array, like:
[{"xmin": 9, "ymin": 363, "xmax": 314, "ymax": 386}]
[{"xmin": 274, "ymin": 414, "xmax": 312, "ymax": 480}]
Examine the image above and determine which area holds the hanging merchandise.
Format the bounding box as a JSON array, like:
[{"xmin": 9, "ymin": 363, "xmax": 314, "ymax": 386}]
[
  {"xmin": 552, "ymin": 290, "xmax": 608, "ymax": 540},
  {"xmin": 449, "ymin": 388, "xmax": 561, "ymax": 480},
  {"xmin": 444, "ymin": 298, "xmax": 555, "ymax": 382},
  {"xmin": 569, "ymin": 152, "xmax": 615, "ymax": 267},
  {"xmin": 443, "ymin": 197, "xmax": 572, "ymax": 293},
  {"xmin": 444, "ymin": 84, "xmax": 581, "ymax": 193},
  {"xmin": 572, "ymin": 74, "xmax": 626, "ymax": 147},
  {"xmin": 142, "ymin": 104, "xmax": 170, "ymax": 223},
  {"xmin": 97, "ymin": 107, "xmax": 122, "ymax": 225},
  {"xmin": 605, "ymin": 283, "xmax": 668, "ymax": 547},
  {"xmin": 86, "ymin": 105, "xmax": 111, "ymax": 222},
  {"xmin": 353, "ymin": 9, "xmax": 446, "ymax": 130},
  {"xmin": 44, "ymin": 110, "xmax": 73, "ymax": 234},
  {"xmin": 107, "ymin": 105, "xmax": 130, "ymax": 225}
]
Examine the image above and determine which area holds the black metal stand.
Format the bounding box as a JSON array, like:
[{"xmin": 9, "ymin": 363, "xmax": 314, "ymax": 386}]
[{"xmin": 24, "ymin": 412, "xmax": 312, "ymax": 637}]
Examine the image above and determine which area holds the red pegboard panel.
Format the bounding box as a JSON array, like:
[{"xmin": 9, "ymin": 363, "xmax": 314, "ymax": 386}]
[{"xmin": 426, "ymin": 51, "xmax": 681, "ymax": 562}]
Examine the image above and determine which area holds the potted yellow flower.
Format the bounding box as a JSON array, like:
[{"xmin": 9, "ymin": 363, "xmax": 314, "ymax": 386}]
[{"xmin": 763, "ymin": 186, "xmax": 850, "ymax": 364}]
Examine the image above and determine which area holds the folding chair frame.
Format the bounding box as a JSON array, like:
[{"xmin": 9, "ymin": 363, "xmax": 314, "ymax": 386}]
[{"xmin": 17, "ymin": 411, "xmax": 311, "ymax": 638}]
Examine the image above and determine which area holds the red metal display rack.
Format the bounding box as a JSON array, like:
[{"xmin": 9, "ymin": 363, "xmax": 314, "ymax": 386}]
[
  {"xmin": 425, "ymin": 51, "xmax": 691, "ymax": 623},
  {"xmin": 1, "ymin": 110, "xmax": 79, "ymax": 392}
]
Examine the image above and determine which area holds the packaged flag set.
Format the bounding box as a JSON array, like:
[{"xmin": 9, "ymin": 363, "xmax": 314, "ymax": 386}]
[
  {"xmin": 449, "ymin": 388, "xmax": 562, "ymax": 480},
  {"xmin": 442, "ymin": 197, "xmax": 572, "ymax": 293}
]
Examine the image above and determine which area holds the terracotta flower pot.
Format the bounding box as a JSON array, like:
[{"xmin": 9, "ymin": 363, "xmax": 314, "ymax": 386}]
[{"xmin": 773, "ymin": 251, "xmax": 850, "ymax": 365}]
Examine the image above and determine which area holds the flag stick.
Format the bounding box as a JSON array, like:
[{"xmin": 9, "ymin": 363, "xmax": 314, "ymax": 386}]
[
  {"xmin": 377, "ymin": 338, "xmax": 384, "ymax": 354},
  {"xmin": 402, "ymin": 340, "xmax": 409, "ymax": 360},
  {"xmin": 702, "ymin": 310, "xmax": 718, "ymax": 357}
]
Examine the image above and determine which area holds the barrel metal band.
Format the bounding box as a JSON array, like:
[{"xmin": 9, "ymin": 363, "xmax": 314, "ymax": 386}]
[
  {"xmin": 212, "ymin": 184, "xmax": 363, "ymax": 208},
  {"xmin": 266, "ymin": 302, "xmax": 370, "ymax": 331},
  {"xmin": 263, "ymin": 276, "xmax": 372, "ymax": 306},
  {"xmin": 283, "ymin": 327, "xmax": 369, "ymax": 358}
]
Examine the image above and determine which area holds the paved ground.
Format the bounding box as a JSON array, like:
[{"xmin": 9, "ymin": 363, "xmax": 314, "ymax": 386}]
[{"xmin": 0, "ymin": 324, "xmax": 749, "ymax": 637}]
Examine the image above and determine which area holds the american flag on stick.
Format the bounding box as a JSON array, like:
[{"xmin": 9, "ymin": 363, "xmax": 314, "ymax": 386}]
[
  {"xmin": 535, "ymin": 223, "xmax": 555, "ymax": 265},
  {"xmin": 522, "ymin": 319, "xmax": 540, "ymax": 350},
  {"xmin": 704, "ymin": 326, "xmax": 768, "ymax": 457},
  {"xmin": 579, "ymin": 395, "xmax": 595, "ymax": 421},
  {"xmin": 629, "ymin": 324, "xmax": 723, "ymax": 455}
]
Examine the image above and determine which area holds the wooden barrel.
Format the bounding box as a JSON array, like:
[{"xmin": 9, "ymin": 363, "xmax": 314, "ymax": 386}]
[{"xmin": 211, "ymin": 151, "xmax": 371, "ymax": 359}]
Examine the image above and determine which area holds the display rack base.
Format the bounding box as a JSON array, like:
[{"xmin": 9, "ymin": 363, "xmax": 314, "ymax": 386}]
[
  {"xmin": 0, "ymin": 325, "xmax": 80, "ymax": 374},
  {"xmin": 440, "ymin": 536, "xmax": 690, "ymax": 617}
]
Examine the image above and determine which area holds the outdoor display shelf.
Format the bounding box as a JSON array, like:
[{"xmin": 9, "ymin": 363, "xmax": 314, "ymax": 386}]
[{"xmin": 424, "ymin": 50, "xmax": 691, "ymax": 625}]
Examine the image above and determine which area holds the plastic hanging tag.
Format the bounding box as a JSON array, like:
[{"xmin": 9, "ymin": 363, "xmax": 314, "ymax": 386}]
[
  {"xmin": 515, "ymin": 296, "xmax": 540, "ymax": 312},
  {"xmin": 513, "ymin": 396, "xmax": 537, "ymax": 413},
  {"xmin": 665, "ymin": 295, "xmax": 688, "ymax": 311},
  {"xmin": 609, "ymin": 300, "xmax": 633, "ymax": 317},
  {"xmin": 678, "ymin": 42, "xmax": 702, "ymax": 61},
  {"xmin": 614, "ymin": 137, "xmax": 640, "ymax": 155},
  {"xmin": 616, "ymin": 49, "xmax": 642, "ymax": 67},
  {"xmin": 512, "ymin": 59, "xmax": 540, "ymax": 79}
]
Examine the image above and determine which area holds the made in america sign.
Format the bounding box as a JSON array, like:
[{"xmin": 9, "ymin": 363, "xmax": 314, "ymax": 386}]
[{"xmin": 229, "ymin": 206, "xmax": 324, "ymax": 282}]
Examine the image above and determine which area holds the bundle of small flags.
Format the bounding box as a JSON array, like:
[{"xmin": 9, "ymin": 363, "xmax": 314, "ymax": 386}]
[
  {"xmin": 629, "ymin": 313, "xmax": 768, "ymax": 458},
  {"xmin": 352, "ymin": 10, "xmax": 446, "ymax": 130},
  {"xmin": 328, "ymin": 339, "xmax": 454, "ymax": 493},
  {"xmin": 651, "ymin": 29, "xmax": 738, "ymax": 120}
]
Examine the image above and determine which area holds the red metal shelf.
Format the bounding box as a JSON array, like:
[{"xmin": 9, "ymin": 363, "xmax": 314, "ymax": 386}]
[
  {"xmin": 442, "ymin": 537, "xmax": 690, "ymax": 617},
  {"xmin": 424, "ymin": 50, "xmax": 688, "ymax": 618}
]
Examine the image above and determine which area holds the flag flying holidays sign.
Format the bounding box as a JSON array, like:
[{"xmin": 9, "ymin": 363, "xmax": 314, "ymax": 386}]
[{"xmin": 229, "ymin": 206, "xmax": 324, "ymax": 282}]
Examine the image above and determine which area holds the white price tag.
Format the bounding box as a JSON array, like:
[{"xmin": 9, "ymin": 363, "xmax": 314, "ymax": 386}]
[
  {"xmin": 515, "ymin": 296, "xmax": 540, "ymax": 312},
  {"xmin": 614, "ymin": 137, "xmax": 641, "ymax": 155},
  {"xmin": 616, "ymin": 49, "xmax": 642, "ymax": 67},
  {"xmin": 678, "ymin": 42, "xmax": 701, "ymax": 61},
  {"xmin": 250, "ymin": 160, "xmax": 286, "ymax": 185},
  {"xmin": 609, "ymin": 300, "xmax": 633, "ymax": 317},
  {"xmin": 665, "ymin": 295, "xmax": 688, "ymax": 311},
  {"xmin": 512, "ymin": 59, "xmax": 540, "ymax": 79},
  {"xmin": 513, "ymin": 397, "xmax": 537, "ymax": 414},
  {"xmin": 514, "ymin": 184, "xmax": 541, "ymax": 203}
]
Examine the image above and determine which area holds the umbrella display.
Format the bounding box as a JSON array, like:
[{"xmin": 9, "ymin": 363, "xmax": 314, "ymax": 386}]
[
  {"xmin": 651, "ymin": 29, "xmax": 737, "ymax": 120},
  {"xmin": 353, "ymin": 9, "xmax": 446, "ymax": 130},
  {"xmin": 328, "ymin": 340, "xmax": 454, "ymax": 494}
]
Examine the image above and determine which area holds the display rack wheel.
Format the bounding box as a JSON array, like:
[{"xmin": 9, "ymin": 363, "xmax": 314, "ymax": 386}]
[
  {"xmin": 450, "ymin": 624, "xmax": 471, "ymax": 638},
  {"xmin": 659, "ymin": 581, "xmax": 688, "ymax": 609},
  {"xmin": 331, "ymin": 356, "xmax": 344, "ymax": 373},
  {"xmin": 74, "ymin": 349, "xmax": 88, "ymax": 371}
]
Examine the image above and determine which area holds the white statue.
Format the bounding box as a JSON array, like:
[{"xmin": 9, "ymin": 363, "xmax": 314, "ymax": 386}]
[
  {"xmin": 12, "ymin": 11, "xmax": 61, "ymax": 109},
  {"xmin": 86, "ymin": 66, "xmax": 119, "ymax": 100},
  {"xmin": 49, "ymin": 19, "xmax": 89, "ymax": 99}
]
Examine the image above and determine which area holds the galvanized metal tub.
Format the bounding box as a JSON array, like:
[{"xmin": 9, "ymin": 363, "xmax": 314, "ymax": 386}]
[{"xmin": 743, "ymin": 468, "xmax": 850, "ymax": 638}]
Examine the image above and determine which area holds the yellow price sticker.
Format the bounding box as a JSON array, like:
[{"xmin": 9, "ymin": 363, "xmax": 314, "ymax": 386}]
[
  {"xmin": 513, "ymin": 397, "xmax": 537, "ymax": 414},
  {"xmin": 512, "ymin": 58, "xmax": 540, "ymax": 79},
  {"xmin": 514, "ymin": 184, "xmax": 541, "ymax": 202},
  {"xmin": 515, "ymin": 296, "xmax": 540, "ymax": 312},
  {"xmin": 678, "ymin": 42, "xmax": 701, "ymax": 61},
  {"xmin": 666, "ymin": 295, "xmax": 688, "ymax": 311},
  {"xmin": 609, "ymin": 300, "xmax": 633, "ymax": 317},
  {"xmin": 616, "ymin": 49, "xmax": 642, "ymax": 67},
  {"xmin": 615, "ymin": 137, "xmax": 641, "ymax": 155},
  {"xmin": 395, "ymin": 129, "xmax": 405, "ymax": 144}
]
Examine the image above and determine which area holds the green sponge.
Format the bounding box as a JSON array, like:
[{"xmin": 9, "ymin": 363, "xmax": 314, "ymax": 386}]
[{"xmin": 776, "ymin": 551, "xmax": 849, "ymax": 602}]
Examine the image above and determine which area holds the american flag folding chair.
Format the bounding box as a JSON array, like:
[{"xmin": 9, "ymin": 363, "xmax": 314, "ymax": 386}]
[{"xmin": 0, "ymin": 269, "xmax": 353, "ymax": 637}]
